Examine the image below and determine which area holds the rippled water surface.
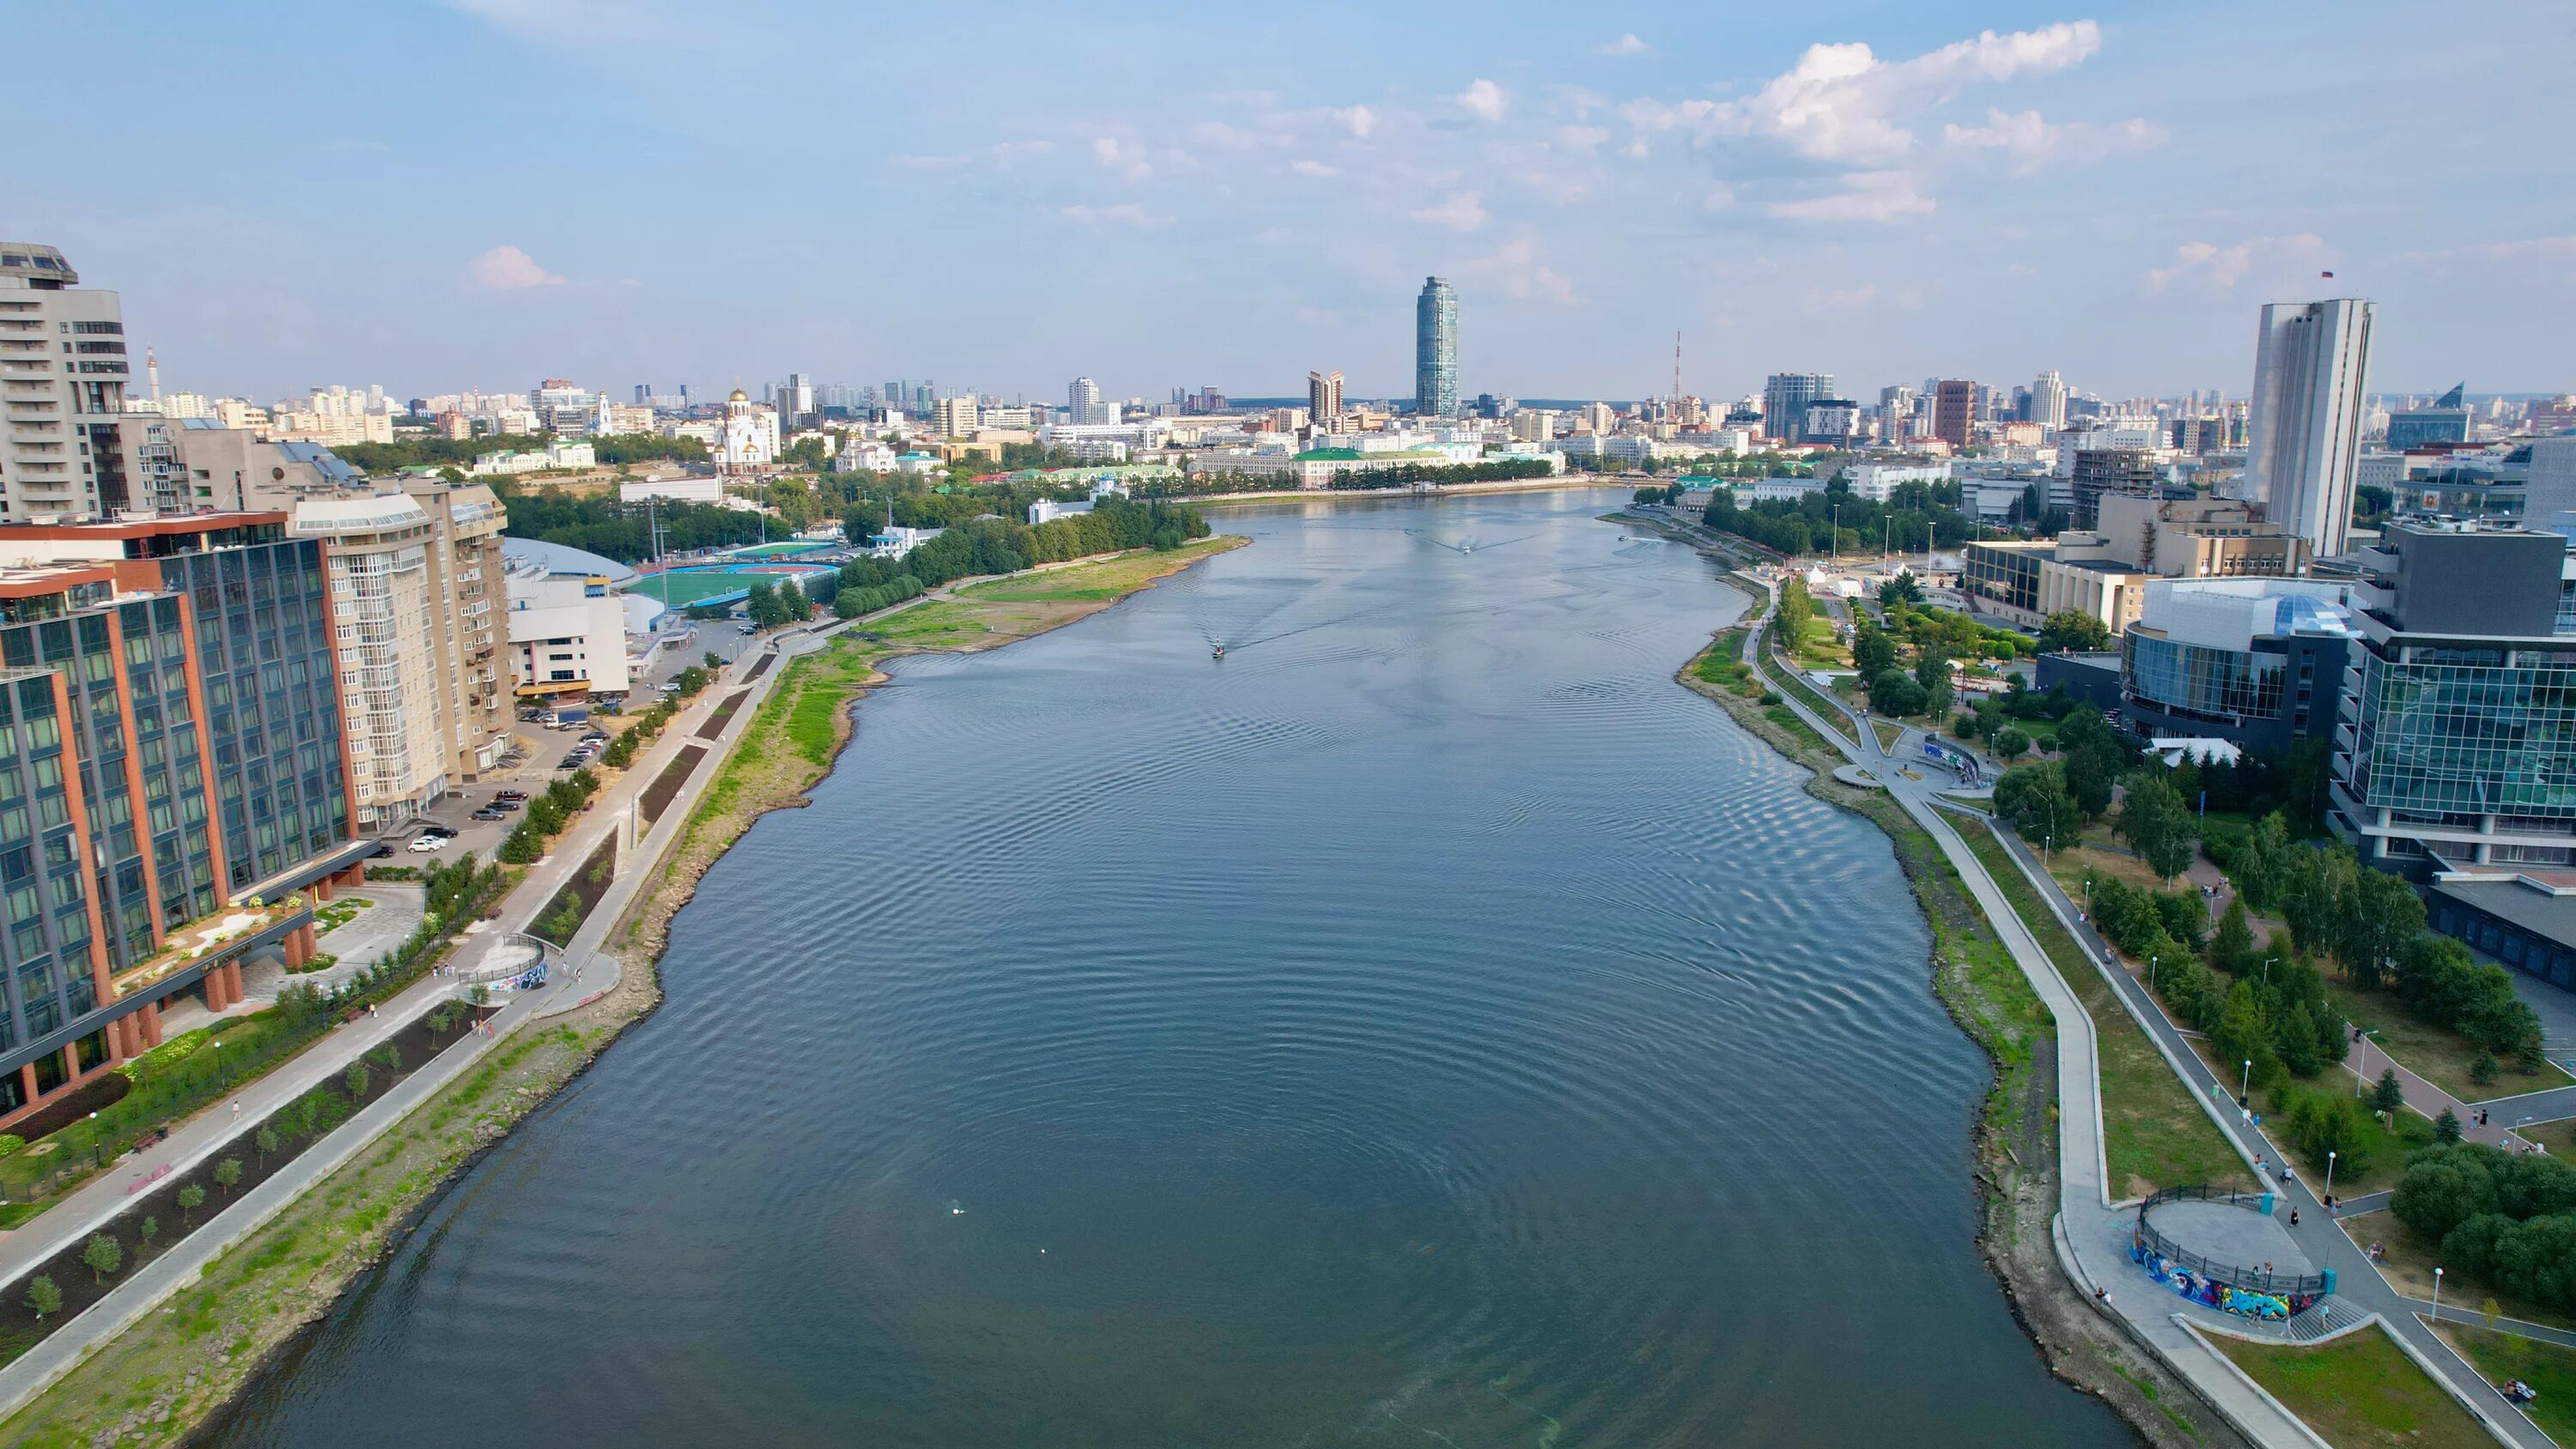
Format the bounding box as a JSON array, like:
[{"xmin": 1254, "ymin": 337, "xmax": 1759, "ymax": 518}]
[{"xmin": 205, "ymin": 492, "xmax": 2126, "ymax": 1447}]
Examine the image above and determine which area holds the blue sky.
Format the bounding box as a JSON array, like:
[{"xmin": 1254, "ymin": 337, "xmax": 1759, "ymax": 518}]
[{"xmin": 9, "ymin": 2, "xmax": 2569, "ymax": 405}]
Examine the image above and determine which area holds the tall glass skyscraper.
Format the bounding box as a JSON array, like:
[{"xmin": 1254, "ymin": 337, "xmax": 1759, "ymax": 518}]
[{"xmin": 1414, "ymin": 277, "xmax": 1456, "ymax": 420}]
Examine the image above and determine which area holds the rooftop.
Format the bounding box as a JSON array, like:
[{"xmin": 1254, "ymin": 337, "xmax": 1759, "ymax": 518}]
[{"xmin": 0, "ymin": 243, "xmax": 76, "ymax": 286}]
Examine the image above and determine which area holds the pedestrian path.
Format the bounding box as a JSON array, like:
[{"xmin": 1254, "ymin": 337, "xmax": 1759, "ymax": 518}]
[
  {"xmin": 0, "ymin": 618, "xmax": 838, "ymax": 1424},
  {"xmin": 1730, "ymin": 581, "xmax": 2547, "ymax": 1449}
]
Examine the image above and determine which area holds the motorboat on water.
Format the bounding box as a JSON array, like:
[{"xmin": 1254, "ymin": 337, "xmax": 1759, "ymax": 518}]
[{"xmin": 1212, "ymin": 641, "xmax": 1225, "ymax": 659}]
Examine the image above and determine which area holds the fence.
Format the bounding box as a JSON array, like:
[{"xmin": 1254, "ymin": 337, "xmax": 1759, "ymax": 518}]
[{"xmin": 2134, "ymin": 1185, "xmax": 2329, "ymax": 1297}]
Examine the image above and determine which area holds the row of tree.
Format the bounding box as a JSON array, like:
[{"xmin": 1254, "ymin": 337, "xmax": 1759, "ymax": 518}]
[
  {"xmin": 1701, "ymin": 477, "xmax": 1978, "ymax": 556},
  {"xmin": 2392, "ymin": 1143, "xmax": 2576, "ymax": 1313}
]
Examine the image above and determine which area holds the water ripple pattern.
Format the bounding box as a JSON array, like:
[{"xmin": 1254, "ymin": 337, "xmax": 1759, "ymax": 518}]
[{"xmin": 203, "ymin": 489, "xmax": 2126, "ymax": 1448}]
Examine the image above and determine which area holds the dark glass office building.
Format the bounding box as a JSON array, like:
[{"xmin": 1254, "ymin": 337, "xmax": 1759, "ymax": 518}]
[{"xmin": 0, "ymin": 515, "xmax": 363, "ymax": 1125}]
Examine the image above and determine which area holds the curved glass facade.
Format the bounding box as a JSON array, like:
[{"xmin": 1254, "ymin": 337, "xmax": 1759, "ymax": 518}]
[
  {"xmin": 2123, "ymin": 632, "xmax": 2284, "ymax": 724},
  {"xmin": 2350, "ymin": 646, "xmax": 2576, "ymax": 818}
]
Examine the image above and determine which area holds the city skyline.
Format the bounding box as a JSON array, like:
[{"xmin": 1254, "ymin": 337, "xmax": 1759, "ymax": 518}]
[{"xmin": 9, "ymin": 3, "xmax": 2573, "ymax": 403}]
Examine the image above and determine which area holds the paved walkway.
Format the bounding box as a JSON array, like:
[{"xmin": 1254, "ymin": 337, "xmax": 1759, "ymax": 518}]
[
  {"xmin": 0, "ymin": 602, "xmax": 863, "ymax": 1422},
  {"xmin": 0, "ymin": 557, "xmax": 1087, "ymax": 1422},
  {"xmin": 1727, "ymin": 583, "xmax": 2544, "ymax": 1449}
]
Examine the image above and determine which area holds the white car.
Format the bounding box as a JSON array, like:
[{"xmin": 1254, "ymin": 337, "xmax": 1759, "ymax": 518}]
[{"xmin": 407, "ymin": 834, "xmax": 450, "ymax": 852}]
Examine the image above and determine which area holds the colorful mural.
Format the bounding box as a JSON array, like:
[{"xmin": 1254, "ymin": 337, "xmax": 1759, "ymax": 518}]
[{"xmin": 2129, "ymin": 1237, "xmax": 2317, "ymax": 1319}]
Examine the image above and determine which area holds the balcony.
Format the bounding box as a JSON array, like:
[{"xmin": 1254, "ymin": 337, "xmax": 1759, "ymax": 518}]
[{"xmin": 110, "ymin": 896, "xmax": 313, "ymax": 1000}]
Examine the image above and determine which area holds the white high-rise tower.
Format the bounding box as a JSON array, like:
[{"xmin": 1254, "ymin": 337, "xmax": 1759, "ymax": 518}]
[
  {"xmin": 2031, "ymin": 370, "xmax": 2069, "ymax": 431},
  {"xmin": 2244, "ymin": 298, "xmax": 2372, "ymax": 559}
]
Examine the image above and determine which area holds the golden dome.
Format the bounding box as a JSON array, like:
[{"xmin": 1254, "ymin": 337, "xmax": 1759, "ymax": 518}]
[{"xmin": 729, "ymin": 388, "xmax": 750, "ymax": 402}]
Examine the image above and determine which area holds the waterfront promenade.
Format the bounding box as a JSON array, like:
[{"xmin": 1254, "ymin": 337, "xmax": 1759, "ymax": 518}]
[
  {"xmin": 1726, "ymin": 573, "xmax": 2549, "ymax": 1449},
  {"xmin": 0, "ymin": 594, "xmax": 882, "ymax": 1423}
]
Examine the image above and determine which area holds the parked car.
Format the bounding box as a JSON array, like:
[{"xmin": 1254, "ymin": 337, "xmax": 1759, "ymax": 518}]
[
  {"xmin": 581, "ymin": 730, "xmax": 608, "ymax": 743},
  {"xmin": 558, "ymin": 755, "xmax": 586, "ymax": 769},
  {"xmin": 365, "ymin": 841, "xmax": 396, "ymax": 859},
  {"xmin": 489, "ymin": 797, "xmax": 522, "ymax": 811},
  {"xmin": 408, "ymin": 834, "xmax": 449, "ymax": 852},
  {"xmin": 471, "ymin": 807, "xmax": 507, "ymax": 822},
  {"xmin": 738, "ymin": 623, "xmax": 759, "ymax": 634},
  {"xmin": 419, "ymin": 824, "xmax": 459, "ymax": 839},
  {"xmin": 494, "ymin": 790, "xmax": 529, "ymax": 803}
]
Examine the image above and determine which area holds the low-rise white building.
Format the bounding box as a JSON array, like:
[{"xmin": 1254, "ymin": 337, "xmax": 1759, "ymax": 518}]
[
  {"xmin": 834, "ymin": 439, "xmax": 898, "ymax": 473},
  {"xmin": 1841, "ymin": 460, "xmax": 1952, "ymax": 502},
  {"xmin": 470, "ymin": 440, "xmax": 595, "ymax": 476},
  {"xmin": 618, "ymin": 476, "xmax": 724, "ymax": 504},
  {"xmin": 501, "ymin": 539, "xmax": 635, "ymax": 700}
]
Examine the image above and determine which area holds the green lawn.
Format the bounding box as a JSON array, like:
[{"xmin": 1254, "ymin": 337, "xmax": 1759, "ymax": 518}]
[
  {"xmin": 2436, "ymin": 1322, "xmax": 2576, "ymax": 1442},
  {"xmin": 2348, "ymin": 1208, "xmax": 2576, "ymax": 1335},
  {"xmin": 1965, "ymin": 825, "xmax": 2252, "ymax": 1197},
  {"xmin": 2257, "ymin": 1082, "xmax": 2436, "ymax": 1196},
  {"xmin": 2329, "ymin": 978, "xmax": 2574, "ymax": 1104},
  {"xmin": 2210, "ymin": 1325, "xmax": 2494, "ymax": 1449}
]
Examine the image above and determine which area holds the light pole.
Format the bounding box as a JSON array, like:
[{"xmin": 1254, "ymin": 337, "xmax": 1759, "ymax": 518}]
[
  {"xmin": 2433, "ymin": 1265, "xmax": 2445, "ymax": 1325},
  {"xmin": 2263, "ymin": 956, "xmax": 2277, "ymax": 987},
  {"xmin": 2325, "ymin": 1149, "xmax": 2337, "ymax": 1205},
  {"xmin": 2150, "ymin": 955, "xmax": 2159, "ymax": 993},
  {"xmin": 88, "ymin": 1111, "xmax": 100, "ymax": 1168},
  {"xmin": 213, "ymin": 1036, "xmax": 226, "ymax": 1089},
  {"xmin": 2241, "ymin": 1058, "xmax": 2253, "ymax": 1104}
]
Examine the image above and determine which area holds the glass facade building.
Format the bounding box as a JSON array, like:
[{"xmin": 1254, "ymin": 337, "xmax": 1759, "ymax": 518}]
[
  {"xmin": 2344, "ymin": 645, "xmax": 2576, "ymax": 824},
  {"xmin": 2331, "ymin": 524, "xmax": 2576, "ymax": 874},
  {"xmin": 1414, "ymin": 277, "xmax": 1456, "ymax": 420},
  {"xmin": 0, "ymin": 516, "xmax": 356, "ymax": 1121}
]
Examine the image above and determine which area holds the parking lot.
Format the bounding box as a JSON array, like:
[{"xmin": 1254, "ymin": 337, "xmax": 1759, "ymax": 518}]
[{"xmin": 371, "ymin": 718, "xmax": 611, "ymax": 863}]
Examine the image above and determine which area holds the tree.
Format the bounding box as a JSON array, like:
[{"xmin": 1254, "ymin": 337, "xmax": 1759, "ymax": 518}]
[
  {"xmin": 2063, "ymin": 747, "xmax": 2114, "ymax": 820},
  {"xmin": 2372, "ymin": 1068, "xmax": 2407, "ymax": 1121},
  {"xmin": 82, "ymin": 1233, "xmax": 121, "ymax": 1285},
  {"xmin": 2209, "ymin": 899, "xmax": 2257, "ymax": 976},
  {"xmin": 256, "ymin": 1125, "xmax": 280, "ymax": 1165},
  {"xmin": 2339, "ymin": 868, "xmax": 2427, "ymax": 991},
  {"xmin": 1867, "ymin": 670, "xmax": 1928, "ymax": 718},
  {"xmin": 25, "ymin": 1275, "xmax": 60, "ymax": 1320},
  {"xmin": 1851, "ymin": 624, "xmax": 1898, "ymax": 681},
  {"xmin": 2037, "ymin": 610, "xmax": 2113, "ymax": 654},
  {"xmin": 2436, "ymin": 1107, "xmax": 2464, "ymax": 1144},
  {"xmin": 1990, "ymin": 727, "xmax": 2032, "ymax": 761},
  {"xmin": 177, "ymin": 1183, "xmax": 205, "ymax": 1225},
  {"xmin": 347, "ymin": 1062, "xmax": 371, "ymax": 1100},
  {"xmin": 214, "ymin": 1157, "xmax": 243, "ymax": 1197},
  {"xmin": 1878, "ymin": 573, "xmax": 1925, "ymax": 607},
  {"xmin": 1995, "ymin": 762, "xmax": 2081, "ymax": 847},
  {"xmin": 673, "ymin": 664, "xmax": 709, "ymax": 698},
  {"xmin": 2213, "ymin": 981, "xmax": 2281, "ymax": 1088},
  {"xmin": 2286, "ymin": 1091, "xmax": 2372, "ymax": 1175},
  {"xmin": 1914, "ymin": 646, "xmax": 1953, "ymax": 718},
  {"xmin": 1774, "ymin": 577, "xmax": 1814, "ymax": 652},
  {"xmin": 2116, "ymin": 772, "xmax": 2197, "ymax": 882},
  {"xmin": 703, "ymin": 651, "xmax": 723, "ymax": 670},
  {"xmin": 140, "ymin": 1216, "xmax": 159, "ymax": 1251}
]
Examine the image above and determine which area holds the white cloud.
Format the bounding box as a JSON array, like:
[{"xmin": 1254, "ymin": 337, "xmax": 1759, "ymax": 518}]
[
  {"xmin": 2408, "ymin": 233, "xmax": 2576, "ymax": 262},
  {"xmin": 1191, "ymin": 120, "xmax": 1287, "ymax": 150},
  {"xmin": 1289, "ymin": 159, "xmax": 1342, "ymax": 178},
  {"xmin": 892, "ymin": 140, "xmax": 1055, "ymax": 170},
  {"xmin": 467, "ymin": 244, "xmax": 565, "ymax": 289},
  {"xmin": 1459, "ymin": 238, "xmax": 1577, "ymax": 304},
  {"xmin": 1455, "ymin": 79, "xmax": 1509, "ymax": 124},
  {"xmin": 1941, "ymin": 107, "xmax": 2162, "ymax": 175},
  {"xmin": 1802, "ymin": 282, "xmax": 1878, "ymax": 313},
  {"xmin": 1332, "ymin": 104, "xmax": 1378, "ymax": 139},
  {"xmin": 1633, "ymin": 21, "xmax": 2102, "ymax": 165},
  {"xmin": 1765, "ymin": 172, "xmax": 1935, "ymax": 224},
  {"xmin": 1556, "ymin": 124, "xmax": 1612, "ymax": 155},
  {"xmin": 1601, "ymin": 33, "xmax": 1649, "ymax": 57},
  {"xmin": 1092, "ymin": 136, "xmax": 1152, "ymax": 180},
  {"xmin": 1408, "ymin": 191, "xmax": 1490, "ymax": 231},
  {"xmin": 2148, "ymin": 233, "xmax": 2327, "ymax": 291},
  {"xmin": 1055, "ymin": 203, "xmax": 1170, "ymax": 230}
]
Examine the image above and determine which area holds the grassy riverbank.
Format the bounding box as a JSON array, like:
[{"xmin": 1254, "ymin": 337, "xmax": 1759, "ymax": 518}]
[
  {"xmin": 1677, "ymin": 615, "xmax": 2249, "ymax": 1447},
  {"xmin": 2210, "ymin": 1326, "xmax": 2494, "ymax": 1449},
  {"xmin": 0, "ymin": 537, "xmax": 1245, "ymax": 1449}
]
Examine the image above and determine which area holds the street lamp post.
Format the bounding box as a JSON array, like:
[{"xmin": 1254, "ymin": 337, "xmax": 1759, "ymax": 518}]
[
  {"xmin": 2150, "ymin": 955, "xmax": 2159, "ymax": 993},
  {"xmin": 214, "ymin": 1037, "xmax": 226, "ymax": 1089},
  {"xmin": 88, "ymin": 1111, "xmax": 100, "ymax": 1168},
  {"xmin": 2263, "ymin": 956, "xmax": 2277, "ymax": 986},
  {"xmin": 2241, "ymin": 1058, "xmax": 2253, "ymax": 1104},
  {"xmin": 2434, "ymin": 1265, "xmax": 2445, "ymax": 1325},
  {"xmin": 2325, "ymin": 1149, "xmax": 2337, "ymax": 1205}
]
